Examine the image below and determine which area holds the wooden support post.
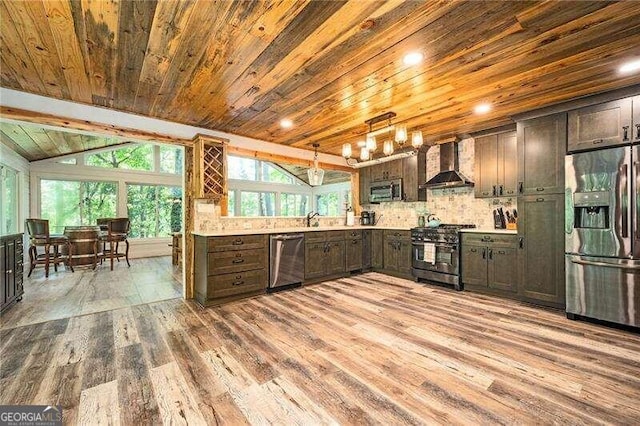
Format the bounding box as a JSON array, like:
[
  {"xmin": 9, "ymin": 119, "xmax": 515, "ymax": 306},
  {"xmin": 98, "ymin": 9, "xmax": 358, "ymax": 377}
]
[{"xmin": 183, "ymin": 145, "xmax": 195, "ymax": 299}]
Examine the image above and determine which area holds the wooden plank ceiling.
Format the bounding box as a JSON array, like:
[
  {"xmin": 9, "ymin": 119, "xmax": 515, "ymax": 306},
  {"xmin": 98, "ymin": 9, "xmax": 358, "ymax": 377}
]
[
  {"xmin": 2, "ymin": 0, "xmax": 640, "ymax": 159},
  {"xmin": 0, "ymin": 122, "xmax": 127, "ymax": 161}
]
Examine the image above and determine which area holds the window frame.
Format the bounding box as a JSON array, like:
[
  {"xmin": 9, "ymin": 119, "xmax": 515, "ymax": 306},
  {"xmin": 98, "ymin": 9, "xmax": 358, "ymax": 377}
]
[{"xmin": 0, "ymin": 164, "xmax": 20, "ymax": 235}]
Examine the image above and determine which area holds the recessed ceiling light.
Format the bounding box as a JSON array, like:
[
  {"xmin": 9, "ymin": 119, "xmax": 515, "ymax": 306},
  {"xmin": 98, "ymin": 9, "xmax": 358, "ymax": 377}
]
[
  {"xmin": 474, "ymin": 103, "xmax": 492, "ymax": 114},
  {"xmin": 619, "ymin": 59, "xmax": 640, "ymax": 75},
  {"xmin": 280, "ymin": 118, "xmax": 293, "ymax": 129},
  {"xmin": 403, "ymin": 52, "xmax": 423, "ymax": 66}
]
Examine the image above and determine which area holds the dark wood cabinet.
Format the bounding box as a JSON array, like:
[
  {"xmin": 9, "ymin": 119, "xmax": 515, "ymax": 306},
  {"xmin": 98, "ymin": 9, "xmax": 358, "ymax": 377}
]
[
  {"xmin": 371, "ymin": 230, "xmax": 384, "ymax": 269},
  {"xmin": 517, "ymin": 113, "xmax": 566, "ymax": 195},
  {"xmin": 517, "ymin": 194, "xmax": 565, "ymax": 308},
  {"xmin": 304, "ymin": 231, "xmax": 345, "ymax": 280},
  {"xmin": 359, "ymin": 149, "xmax": 427, "ymax": 205},
  {"xmin": 358, "ymin": 167, "xmax": 370, "ymax": 205},
  {"xmin": 402, "ymin": 149, "xmax": 427, "ymax": 202},
  {"xmin": 1, "ymin": 234, "xmax": 24, "ymax": 313},
  {"xmin": 362, "ymin": 230, "xmax": 372, "ymax": 269},
  {"xmin": 461, "ymin": 233, "xmax": 518, "ymax": 294},
  {"xmin": 345, "ymin": 230, "xmax": 363, "ymax": 272},
  {"xmin": 194, "ymin": 234, "xmax": 268, "ymax": 306},
  {"xmin": 475, "ymin": 131, "xmax": 517, "ymax": 198},
  {"xmin": 568, "ymin": 98, "xmax": 633, "ymax": 152},
  {"xmin": 382, "ymin": 230, "xmax": 412, "ymax": 278}
]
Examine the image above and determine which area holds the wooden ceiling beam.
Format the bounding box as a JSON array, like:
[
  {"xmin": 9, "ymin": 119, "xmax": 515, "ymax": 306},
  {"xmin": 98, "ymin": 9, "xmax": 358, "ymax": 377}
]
[
  {"xmin": 227, "ymin": 146, "xmax": 353, "ymax": 173},
  {"xmin": 0, "ymin": 106, "xmax": 193, "ymax": 147}
]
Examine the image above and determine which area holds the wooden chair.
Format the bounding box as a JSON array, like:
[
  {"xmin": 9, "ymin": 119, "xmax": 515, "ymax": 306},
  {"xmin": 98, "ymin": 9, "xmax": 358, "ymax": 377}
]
[
  {"xmin": 26, "ymin": 218, "xmax": 74, "ymax": 278},
  {"xmin": 99, "ymin": 218, "xmax": 131, "ymax": 270}
]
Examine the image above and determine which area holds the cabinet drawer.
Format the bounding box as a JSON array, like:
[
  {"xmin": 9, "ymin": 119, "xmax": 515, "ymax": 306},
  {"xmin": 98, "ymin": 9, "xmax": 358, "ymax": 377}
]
[
  {"xmin": 344, "ymin": 230, "xmax": 362, "ymax": 240},
  {"xmin": 326, "ymin": 231, "xmax": 345, "ymax": 242},
  {"xmin": 462, "ymin": 233, "xmax": 517, "ymax": 247},
  {"xmin": 383, "ymin": 229, "xmax": 411, "ymax": 240},
  {"xmin": 208, "ymin": 235, "xmax": 267, "ymax": 252},
  {"xmin": 305, "ymin": 231, "xmax": 326, "ymax": 243},
  {"xmin": 209, "ymin": 269, "xmax": 267, "ymax": 299},
  {"xmin": 208, "ymin": 249, "xmax": 267, "ymax": 274}
]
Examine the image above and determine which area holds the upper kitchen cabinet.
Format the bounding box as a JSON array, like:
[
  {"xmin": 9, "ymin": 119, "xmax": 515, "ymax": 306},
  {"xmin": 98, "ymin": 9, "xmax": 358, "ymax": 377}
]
[
  {"xmin": 359, "ymin": 149, "xmax": 427, "ymax": 204},
  {"xmin": 517, "ymin": 113, "xmax": 566, "ymax": 195},
  {"xmin": 402, "ymin": 149, "xmax": 427, "ymax": 202},
  {"xmin": 193, "ymin": 135, "xmax": 227, "ymax": 201},
  {"xmin": 567, "ymin": 98, "xmax": 633, "ymax": 152},
  {"xmin": 474, "ymin": 131, "xmax": 517, "ymax": 198}
]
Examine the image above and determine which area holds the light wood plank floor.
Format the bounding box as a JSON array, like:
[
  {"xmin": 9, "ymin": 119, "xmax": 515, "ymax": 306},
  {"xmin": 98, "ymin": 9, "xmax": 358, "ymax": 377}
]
[
  {"xmin": 1, "ymin": 272, "xmax": 639, "ymax": 424},
  {"xmin": 0, "ymin": 256, "xmax": 182, "ymax": 329}
]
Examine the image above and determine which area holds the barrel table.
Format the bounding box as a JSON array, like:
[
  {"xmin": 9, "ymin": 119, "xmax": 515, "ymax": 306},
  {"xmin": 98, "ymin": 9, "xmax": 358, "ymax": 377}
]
[{"xmin": 63, "ymin": 226, "xmax": 101, "ymax": 268}]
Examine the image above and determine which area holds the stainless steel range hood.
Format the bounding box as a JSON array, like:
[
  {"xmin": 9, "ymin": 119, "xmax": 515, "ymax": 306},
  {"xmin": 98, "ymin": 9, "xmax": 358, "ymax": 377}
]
[{"xmin": 420, "ymin": 141, "xmax": 474, "ymax": 189}]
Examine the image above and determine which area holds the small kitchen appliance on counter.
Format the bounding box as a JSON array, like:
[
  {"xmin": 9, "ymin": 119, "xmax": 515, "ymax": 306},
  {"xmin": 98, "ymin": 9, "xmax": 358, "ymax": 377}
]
[
  {"xmin": 411, "ymin": 224, "xmax": 476, "ymax": 290},
  {"xmin": 361, "ymin": 211, "xmax": 376, "ymax": 226}
]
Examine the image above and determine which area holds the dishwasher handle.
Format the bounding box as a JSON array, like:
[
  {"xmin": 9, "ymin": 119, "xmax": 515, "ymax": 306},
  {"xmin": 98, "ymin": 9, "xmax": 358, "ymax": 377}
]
[{"xmin": 271, "ymin": 234, "xmax": 305, "ymax": 241}]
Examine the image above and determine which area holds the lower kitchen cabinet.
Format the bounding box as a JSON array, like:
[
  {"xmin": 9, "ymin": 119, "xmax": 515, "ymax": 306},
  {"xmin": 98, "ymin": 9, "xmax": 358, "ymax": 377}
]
[
  {"xmin": 362, "ymin": 230, "xmax": 372, "ymax": 269},
  {"xmin": 1, "ymin": 234, "xmax": 24, "ymax": 313},
  {"xmin": 461, "ymin": 233, "xmax": 518, "ymax": 294},
  {"xmin": 194, "ymin": 234, "xmax": 268, "ymax": 306},
  {"xmin": 371, "ymin": 230, "xmax": 384, "ymax": 269},
  {"xmin": 383, "ymin": 230, "xmax": 412, "ymax": 278},
  {"xmin": 518, "ymin": 194, "xmax": 565, "ymax": 307},
  {"xmin": 304, "ymin": 231, "xmax": 345, "ymax": 280},
  {"xmin": 345, "ymin": 230, "xmax": 363, "ymax": 272}
]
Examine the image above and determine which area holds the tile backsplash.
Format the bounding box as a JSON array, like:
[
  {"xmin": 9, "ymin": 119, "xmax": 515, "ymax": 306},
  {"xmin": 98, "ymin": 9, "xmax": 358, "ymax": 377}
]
[
  {"xmin": 194, "ymin": 200, "xmax": 351, "ymax": 232},
  {"xmin": 363, "ymin": 138, "xmax": 517, "ymax": 229},
  {"xmin": 194, "ymin": 137, "xmax": 516, "ymax": 232}
]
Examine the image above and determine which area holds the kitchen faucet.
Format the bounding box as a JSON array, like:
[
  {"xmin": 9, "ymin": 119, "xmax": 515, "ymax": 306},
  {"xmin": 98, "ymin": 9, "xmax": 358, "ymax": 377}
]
[{"xmin": 306, "ymin": 211, "xmax": 320, "ymax": 227}]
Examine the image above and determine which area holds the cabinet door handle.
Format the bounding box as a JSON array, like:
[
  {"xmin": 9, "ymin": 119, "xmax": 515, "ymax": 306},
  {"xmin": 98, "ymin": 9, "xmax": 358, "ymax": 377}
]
[
  {"xmin": 592, "ymin": 139, "xmax": 604, "ymax": 145},
  {"xmin": 6, "ymin": 269, "xmax": 12, "ymax": 274},
  {"xmin": 499, "ymin": 185, "xmax": 504, "ymax": 196},
  {"xmin": 497, "ymin": 250, "xmax": 506, "ymax": 255},
  {"xmin": 232, "ymin": 258, "xmax": 245, "ymax": 264},
  {"xmin": 536, "ymin": 197, "xmax": 545, "ymax": 202},
  {"xmin": 470, "ymin": 248, "xmax": 477, "ymax": 253},
  {"xmin": 536, "ymin": 187, "xmax": 545, "ymax": 192},
  {"xmin": 518, "ymin": 182, "xmax": 523, "ymax": 194},
  {"xmin": 519, "ymin": 237, "xmax": 524, "ymax": 249},
  {"xmin": 636, "ymin": 124, "xmax": 640, "ymax": 140},
  {"xmin": 232, "ymin": 280, "xmax": 244, "ymax": 286},
  {"xmin": 233, "ymin": 239, "xmax": 243, "ymax": 245},
  {"xmin": 482, "ymin": 248, "xmax": 486, "ymax": 259},
  {"xmin": 352, "ymin": 240, "xmax": 359, "ymax": 244},
  {"xmin": 488, "ymin": 249, "xmax": 493, "ymax": 260},
  {"xmin": 492, "ymin": 185, "xmax": 497, "ymax": 196},
  {"xmin": 623, "ymin": 126, "xmax": 629, "ymax": 141}
]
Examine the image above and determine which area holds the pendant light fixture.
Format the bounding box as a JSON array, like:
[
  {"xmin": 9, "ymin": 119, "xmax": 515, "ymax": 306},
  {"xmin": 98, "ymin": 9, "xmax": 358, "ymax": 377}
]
[
  {"xmin": 342, "ymin": 111, "xmax": 424, "ymax": 165},
  {"xmin": 308, "ymin": 143, "xmax": 324, "ymax": 186}
]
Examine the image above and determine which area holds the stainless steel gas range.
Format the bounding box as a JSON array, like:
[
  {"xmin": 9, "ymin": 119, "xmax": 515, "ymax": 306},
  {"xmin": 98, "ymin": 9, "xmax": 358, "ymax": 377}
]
[{"xmin": 411, "ymin": 224, "xmax": 476, "ymax": 290}]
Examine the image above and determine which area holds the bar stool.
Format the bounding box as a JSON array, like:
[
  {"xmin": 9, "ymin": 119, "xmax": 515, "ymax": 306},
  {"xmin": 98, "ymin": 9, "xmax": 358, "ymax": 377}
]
[
  {"xmin": 99, "ymin": 218, "xmax": 131, "ymax": 270},
  {"xmin": 26, "ymin": 219, "xmax": 74, "ymax": 278}
]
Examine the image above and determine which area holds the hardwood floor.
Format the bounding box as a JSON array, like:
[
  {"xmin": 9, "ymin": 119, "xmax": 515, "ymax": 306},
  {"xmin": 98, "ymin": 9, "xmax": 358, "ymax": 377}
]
[
  {"xmin": 0, "ymin": 256, "xmax": 182, "ymax": 329},
  {"xmin": 1, "ymin": 272, "xmax": 639, "ymax": 425}
]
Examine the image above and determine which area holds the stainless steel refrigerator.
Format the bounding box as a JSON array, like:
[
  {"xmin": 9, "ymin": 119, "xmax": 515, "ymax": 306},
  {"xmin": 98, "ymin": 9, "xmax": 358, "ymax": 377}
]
[{"xmin": 565, "ymin": 145, "xmax": 640, "ymax": 327}]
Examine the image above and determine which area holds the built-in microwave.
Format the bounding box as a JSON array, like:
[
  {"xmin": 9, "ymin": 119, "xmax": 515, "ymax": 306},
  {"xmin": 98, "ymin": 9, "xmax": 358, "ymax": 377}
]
[{"xmin": 370, "ymin": 179, "xmax": 402, "ymax": 203}]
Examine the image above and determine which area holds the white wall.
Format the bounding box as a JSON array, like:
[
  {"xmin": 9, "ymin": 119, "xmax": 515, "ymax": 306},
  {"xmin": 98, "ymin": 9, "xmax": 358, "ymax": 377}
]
[{"xmin": 0, "ymin": 142, "xmax": 30, "ymax": 236}]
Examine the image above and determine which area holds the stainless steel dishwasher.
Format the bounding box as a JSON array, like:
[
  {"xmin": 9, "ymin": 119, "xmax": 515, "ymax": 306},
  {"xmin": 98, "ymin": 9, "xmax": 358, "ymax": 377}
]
[{"xmin": 269, "ymin": 234, "xmax": 305, "ymax": 291}]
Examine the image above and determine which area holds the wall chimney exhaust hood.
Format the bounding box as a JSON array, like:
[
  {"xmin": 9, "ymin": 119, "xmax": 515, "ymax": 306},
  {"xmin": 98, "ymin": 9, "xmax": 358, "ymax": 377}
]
[{"xmin": 420, "ymin": 141, "xmax": 474, "ymax": 189}]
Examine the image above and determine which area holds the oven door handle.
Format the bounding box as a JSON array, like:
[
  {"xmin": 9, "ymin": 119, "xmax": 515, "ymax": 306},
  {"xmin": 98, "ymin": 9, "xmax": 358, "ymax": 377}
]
[{"xmin": 412, "ymin": 242, "xmax": 457, "ymax": 250}]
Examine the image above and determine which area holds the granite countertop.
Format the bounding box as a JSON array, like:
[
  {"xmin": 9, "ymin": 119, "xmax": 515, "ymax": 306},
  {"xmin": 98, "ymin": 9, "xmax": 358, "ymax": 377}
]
[
  {"xmin": 460, "ymin": 228, "xmax": 518, "ymax": 235},
  {"xmin": 192, "ymin": 225, "xmax": 412, "ymax": 237}
]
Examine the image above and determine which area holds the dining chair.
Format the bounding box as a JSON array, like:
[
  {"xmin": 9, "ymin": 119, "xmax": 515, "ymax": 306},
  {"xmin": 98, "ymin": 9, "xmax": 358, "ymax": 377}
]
[
  {"xmin": 26, "ymin": 218, "xmax": 74, "ymax": 278},
  {"xmin": 99, "ymin": 218, "xmax": 131, "ymax": 270}
]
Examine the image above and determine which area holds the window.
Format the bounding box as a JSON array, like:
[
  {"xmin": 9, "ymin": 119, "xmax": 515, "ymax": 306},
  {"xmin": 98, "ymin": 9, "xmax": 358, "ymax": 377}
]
[
  {"xmin": 316, "ymin": 189, "xmax": 351, "ymax": 216},
  {"xmin": 228, "ymin": 156, "xmax": 258, "ymax": 180},
  {"xmin": 85, "ymin": 144, "xmax": 153, "ymax": 171},
  {"xmin": 159, "ymin": 146, "xmax": 183, "ymax": 174},
  {"xmin": 127, "ymin": 184, "xmax": 182, "ymax": 238},
  {"xmin": 40, "ymin": 179, "xmax": 117, "ymax": 233},
  {"xmin": 228, "ymin": 190, "xmax": 236, "ymax": 217},
  {"xmin": 280, "ymin": 193, "xmax": 309, "ymax": 217},
  {"xmin": 57, "ymin": 158, "xmax": 76, "ymax": 165},
  {"xmin": 1, "ymin": 165, "xmax": 19, "ymax": 234},
  {"xmin": 262, "ymin": 163, "xmax": 294, "ymax": 184},
  {"xmin": 239, "ymin": 191, "xmax": 276, "ymax": 216}
]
